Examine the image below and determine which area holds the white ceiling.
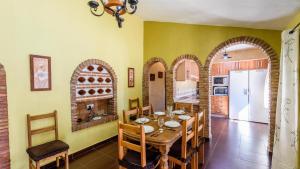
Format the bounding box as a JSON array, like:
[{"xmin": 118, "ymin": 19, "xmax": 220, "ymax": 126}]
[
  {"xmin": 137, "ymin": 0, "xmax": 300, "ymax": 30},
  {"xmin": 226, "ymin": 44, "xmax": 255, "ymax": 52}
]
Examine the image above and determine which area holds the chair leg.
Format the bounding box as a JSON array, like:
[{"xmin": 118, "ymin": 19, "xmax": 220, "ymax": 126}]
[
  {"xmin": 191, "ymin": 152, "xmax": 198, "ymax": 169},
  {"xmin": 36, "ymin": 161, "xmax": 40, "ymax": 169},
  {"xmin": 29, "ymin": 159, "xmax": 32, "ymax": 169},
  {"xmin": 65, "ymin": 152, "xmax": 69, "ymax": 169},
  {"xmin": 56, "ymin": 157, "xmax": 60, "ymax": 167},
  {"xmin": 119, "ymin": 166, "xmax": 125, "ymax": 169},
  {"xmin": 181, "ymin": 163, "xmax": 187, "ymax": 169}
]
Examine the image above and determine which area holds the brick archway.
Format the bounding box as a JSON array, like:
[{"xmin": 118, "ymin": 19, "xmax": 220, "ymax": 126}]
[
  {"xmin": 169, "ymin": 54, "xmax": 204, "ymax": 114},
  {"xmin": 0, "ymin": 64, "xmax": 10, "ymax": 169},
  {"xmin": 143, "ymin": 57, "xmax": 168, "ymax": 106},
  {"xmin": 203, "ymin": 36, "xmax": 279, "ymax": 151}
]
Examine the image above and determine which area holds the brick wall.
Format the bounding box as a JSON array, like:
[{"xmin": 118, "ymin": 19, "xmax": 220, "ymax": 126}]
[
  {"xmin": 70, "ymin": 59, "xmax": 118, "ymax": 132},
  {"xmin": 0, "ymin": 64, "xmax": 10, "ymax": 169}
]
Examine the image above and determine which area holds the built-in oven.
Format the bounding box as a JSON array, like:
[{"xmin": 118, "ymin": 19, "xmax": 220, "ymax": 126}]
[
  {"xmin": 213, "ymin": 86, "xmax": 228, "ymax": 96},
  {"xmin": 212, "ymin": 76, "xmax": 228, "ymax": 86}
]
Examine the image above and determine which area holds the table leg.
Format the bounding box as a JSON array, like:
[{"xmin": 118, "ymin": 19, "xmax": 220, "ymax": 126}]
[{"xmin": 159, "ymin": 145, "xmax": 170, "ymax": 169}]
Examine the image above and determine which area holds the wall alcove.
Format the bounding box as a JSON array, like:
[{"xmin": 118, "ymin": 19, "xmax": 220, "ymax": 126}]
[{"xmin": 70, "ymin": 59, "xmax": 118, "ymax": 132}]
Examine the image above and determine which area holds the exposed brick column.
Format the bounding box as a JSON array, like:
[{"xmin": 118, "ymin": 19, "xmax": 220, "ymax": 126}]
[
  {"xmin": 204, "ymin": 36, "xmax": 279, "ymax": 152},
  {"xmin": 0, "ymin": 64, "xmax": 10, "ymax": 169},
  {"xmin": 142, "ymin": 57, "xmax": 168, "ymax": 106}
]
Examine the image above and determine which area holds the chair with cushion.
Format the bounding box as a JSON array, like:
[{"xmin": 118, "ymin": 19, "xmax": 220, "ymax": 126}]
[
  {"xmin": 26, "ymin": 111, "xmax": 69, "ymax": 169},
  {"xmin": 129, "ymin": 97, "xmax": 140, "ymax": 110},
  {"xmin": 118, "ymin": 121, "xmax": 161, "ymax": 169},
  {"xmin": 168, "ymin": 116, "xmax": 197, "ymax": 169},
  {"xmin": 175, "ymin": 102, "xmax": 193, "ymax": 113},
  {"xmin": 123, "ymin": 108, "xmax": 139, "ymax": 123},
  {"xmin": 195, "ymin": 110, "xmax": 205, "ymax": 167},
  {"xmin": 139, "ymin": 104, "xmax": 154, "ymax": 116}
]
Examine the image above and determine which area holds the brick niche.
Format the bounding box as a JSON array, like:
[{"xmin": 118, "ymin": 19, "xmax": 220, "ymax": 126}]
[
  {"xmin": 0, "ymin": 64, "xmax": 10, "ymax": 169},
  {"xmin": 203, "ymin": 36, "xmax": 279, "ymax": 152},
  {"xmin": 71, "ymin": 59, "xmax": 118, "ymax": 132}
]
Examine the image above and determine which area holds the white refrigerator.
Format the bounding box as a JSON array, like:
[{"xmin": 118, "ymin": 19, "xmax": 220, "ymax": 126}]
[{"xmin": 229, "ymin": 69, "xmax": 269, "ymax": 123}]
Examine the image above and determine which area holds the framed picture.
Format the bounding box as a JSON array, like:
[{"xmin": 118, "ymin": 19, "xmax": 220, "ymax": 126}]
[
  {"xmin": 30, "ymin": 55, "xmax": 52, "ymax": 91},
  {"xmin": 128, "ymin": 67, "xmax": 134, "ymax": 87},
  {"xmin": 158, "ymin": 71, "xmax": 163, "ymax": 78},
  {"xmin": 150, "ymin": 74, "xmax": 155, "ymax": 81}
]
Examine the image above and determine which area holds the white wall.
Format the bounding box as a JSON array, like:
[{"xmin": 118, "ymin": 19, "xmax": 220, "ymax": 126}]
[{"xmin": 149, "ymin": 62, "xmax": 165, "ymax": 111}]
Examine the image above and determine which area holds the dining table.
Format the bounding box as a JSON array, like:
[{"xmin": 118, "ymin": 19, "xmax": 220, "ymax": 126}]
[{"xmin": 125, "ymin": 111, "xmax": 193, "ymax": 169}]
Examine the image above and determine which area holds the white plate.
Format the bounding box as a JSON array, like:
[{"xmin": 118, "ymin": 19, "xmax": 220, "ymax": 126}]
[
  {"xmin": 178, "ymin": 115, "xmax": 191, "ymax": 120},
  {"xmin": 154, "ymin": 111, "xmax": 165, "ymax": 116},
  {"xmin": 143, "ymin": 125, "xmax": 154, "ymax": 134},
  {"xmin": 164, "ymin": 121, "xmax": 181, "ymax": 128},
  {"xmin": 135, "ymin": 117, "xmax": 150, "ymax": 124},
  {"xmin": 172, "ymin": 110, "xmax": 184, "ymax": 115}
]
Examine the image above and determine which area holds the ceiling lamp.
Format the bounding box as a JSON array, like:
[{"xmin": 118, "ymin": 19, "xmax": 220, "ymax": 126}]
[
  {"xmin": 88, "ymin": 0, "xmax": 138, "ymax": 28},
  {"xmin": 223, "ymin": 50, "xmax": 232, "ymax": 60}
]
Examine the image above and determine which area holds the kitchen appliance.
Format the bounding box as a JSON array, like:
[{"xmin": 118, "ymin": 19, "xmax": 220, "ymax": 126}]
[
  {"xmin": 212, "ymin": 76, "xmax": 228, "ymax": 86},
  {"xmin": 213, "ymin": 86, "xmax": 228, "ymax": 96},
  {"xmin": 229, "ymin": 69, "xmax": 268, "ymax": 123}
]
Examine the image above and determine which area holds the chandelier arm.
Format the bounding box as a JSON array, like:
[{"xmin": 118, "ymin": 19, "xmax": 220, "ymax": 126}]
[
  {"xmin": 126, "ymin": 5, "xmax": 137, "ymax": 14},
  {"xmin": 105, "ymin": 6, "xmax": 116, "ymax": 16},
  {"xmin": 90, "ymin": 0, "xmax": 105, "ymax": 16}
]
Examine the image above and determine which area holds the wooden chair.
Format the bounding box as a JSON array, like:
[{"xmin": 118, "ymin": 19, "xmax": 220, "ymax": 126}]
[
  {"xmin": 26, "ymin": 111, "xmax": 69, "ymax": 169},
  {"xmin": 139, "ymin": 104, "xmax": 154, "ymax": 116},
  {"xmin": 195, "ymin": 110, "xmax": 206, "ymax": 167},
  {"xmin": 168, "ymin": 117, "xmax": 197, "ymax": 169},
  {"xmin": 118, "ymin": 122, "xmax": 161, "ymax": 169},
  {"xmin": 123, "ymin": 108, "xmax": 139, "ymax": 123},
  {"xmin": 175, "ymin": 102, "xmax": 194, "ymax": 113},
  {"xmin": 129, "ymin": 97, "xmax": 140, "ymax": 110}
]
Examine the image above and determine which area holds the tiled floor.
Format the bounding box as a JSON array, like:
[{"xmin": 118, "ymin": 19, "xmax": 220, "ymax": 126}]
[{"xmin": 62, "ymin": 117, "xmax": 271, "ymax": 169}]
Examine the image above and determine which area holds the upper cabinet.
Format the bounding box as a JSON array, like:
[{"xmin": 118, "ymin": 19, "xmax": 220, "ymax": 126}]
[{"xmin": 175, "ymin": 60, "xmax": 199, "ymax": 81}]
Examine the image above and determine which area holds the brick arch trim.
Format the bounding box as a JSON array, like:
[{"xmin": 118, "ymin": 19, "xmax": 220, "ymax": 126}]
[
  {"xmin": 0, "ymin": 64, "xmax": 10, "ymax": 169},
  {"xmin": 143, "ymin": 57, "xmax": 168, "ymax": 106},
  {"xmin": 168, "ymin": 54, "xmax": 204, "ymax": 108},
  {"xmin": 70, "ymin": 59, "xmax": 118, "ymax": 131},
  {"xmin": 203, "ymin": 36, "xmax": 279, "ymax": 151}
]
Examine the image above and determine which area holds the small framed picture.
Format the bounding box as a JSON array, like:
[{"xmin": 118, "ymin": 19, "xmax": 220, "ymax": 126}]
[
  {"xmin": 150, "ymin": 74, "xmax": 155, "ymax": 81},
  {"xmin": 128, "ymin": 67, "xmax": 134, "ymax": 87},
  {"xmin": 158, "ymin": 71, "xmax": 163, "ymax": 78},
  {"xmin": 30, "ymin": 55, "xmax": 52, "ymax": 91}
]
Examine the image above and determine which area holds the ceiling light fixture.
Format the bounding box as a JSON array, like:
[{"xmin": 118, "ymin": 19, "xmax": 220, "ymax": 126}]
[
  {"xmin": 88, "ymin": 0, "xmax": 138, "ymax": 28},
  {"xmin": 223, "ymin": 50, "xmax": 232, "ymax": 60}
]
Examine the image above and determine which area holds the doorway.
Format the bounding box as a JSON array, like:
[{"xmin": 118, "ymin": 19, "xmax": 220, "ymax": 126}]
[
  {"xmin": 172, "ymin": 58, "xmax": 200, "ymax": 112},
  {"xmin": 0, "ymin": 64, "xmax": 10, "ymax": 169},
  {"xmin": 148, "ymin": 62, "xmax": 166, "ymax": 111},
  {"xmin": 204, "ymin": 36, "xmax": 280, "ymax": 151},
  {"xmin": 210, "ymin": 44, "xmax": 270, "ymax": 123},
  {"xmin": 143, "ymin": 58, "xmax": 168, "ymax": 111}
]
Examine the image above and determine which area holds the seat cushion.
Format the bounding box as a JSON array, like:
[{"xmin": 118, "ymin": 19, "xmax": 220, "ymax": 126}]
[
  {"xmin": 168, "ymin": 139, "xmax": 195, "ymax": 162},
  {"xmin": 26, "ymin": 140, "xmax": 69, "ymax": 161},
  {"xmin": 119, "ymin": 149, "xmax": 161, "ymax": 169}
]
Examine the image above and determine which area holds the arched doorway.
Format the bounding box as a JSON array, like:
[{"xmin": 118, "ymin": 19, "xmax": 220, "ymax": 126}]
[
  {"xmin": 169, "ymin": 54, "xmax": 202, "ymax": 113},
  {"xmin": 203, "ymin": 36, "xmax": 279, "ymax": 151},
  {"xmin": 0, "ymin": 64, "xmax": 10, "ymax": 169},
  {"xmin": 143, "ymin": 57, "xmax": 168, "ymax": 110}
]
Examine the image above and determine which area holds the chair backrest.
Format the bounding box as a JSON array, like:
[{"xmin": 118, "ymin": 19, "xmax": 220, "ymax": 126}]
[
  {"xmin": 129, "ymin": 97, "xmax": 140, "ymax": 110},
  {"xmin": 175, "ymin": 102, "xmax": 193, "ymax": 113},
  {"xmin": 181, "ymin": 116, "xmax": 197, "ymax": 159},
  {"xmin": 118, "ymin": 122, "xmax": 146, "ymax": 167},
  {"xmin": 123, "ymin": 108, "xmax": 139, "ymax": 123},
  {"xmin": 195, "ymin": 110, "xmax": 205, "ymax": 145},
  {"xmin": 139, "ymin": 105, "xmax": 153, "ymax": 116},
  {"xmin": 27, "ymin": 111, "xmax": 58, "ymax": 148}
]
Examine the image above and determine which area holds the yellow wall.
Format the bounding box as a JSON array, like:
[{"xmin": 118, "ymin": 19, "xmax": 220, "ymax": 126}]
[
  {"xmin": 0, "ymin": 1, "xmax": 143, "ymax": 169},
  {"xmin": 144, "ymin": 21, "xmax": 281, "ymax": 65},
  {"xmin": 286, "ymin": 12, "xmax": 300, "ymax": 29}
]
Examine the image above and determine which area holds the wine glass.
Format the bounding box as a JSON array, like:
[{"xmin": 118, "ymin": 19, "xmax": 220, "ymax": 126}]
[
  {"xmin": 169, "ymin": 111, "xmax": 174, "ymax": 121},
  {"xmin": 167, "ymin": 105, "xmax": 173, "ymax": 117},
  {"xmin": 158, "ymin": 118, "xmax": 164, "ymax": 133},
  {"xmin": 153, "ymin": 113, "xmax": 158, "ymax": 121}
]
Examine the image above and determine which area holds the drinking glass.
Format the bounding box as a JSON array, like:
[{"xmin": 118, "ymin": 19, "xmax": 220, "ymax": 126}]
[
  {"xmin": 153, "ymin": 113, "xmax": 158, "ymax": 121},
  {"xmin": 169, "ymin": 111, "xmax": 174, "ymax": 120},
  {"xmin": 167, "ymin": 105, "xmax": 173, "ymax": 118},
  {"xmin": 158, "ymin": 118, "xmax": 164, "ymax": 132}
]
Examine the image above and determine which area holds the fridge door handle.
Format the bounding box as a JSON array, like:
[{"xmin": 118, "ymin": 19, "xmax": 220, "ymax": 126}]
[{"xmin": 243, "ymin": 88, "xmax": 248, "ymax": 95}]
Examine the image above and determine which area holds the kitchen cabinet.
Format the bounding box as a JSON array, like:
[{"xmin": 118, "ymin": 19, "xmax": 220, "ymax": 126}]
[{"xmin": 176, "ymin": 60, "xmax": 199, "ymax": 81}]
